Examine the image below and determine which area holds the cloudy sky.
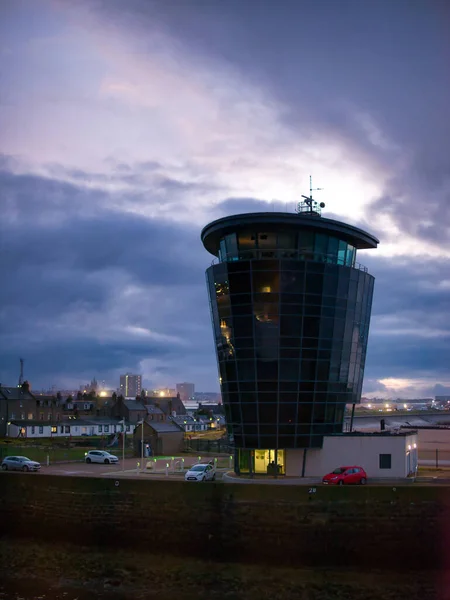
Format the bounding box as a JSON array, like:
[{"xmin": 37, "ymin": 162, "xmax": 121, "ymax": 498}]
[{"xmin": 1, "ymin": 0, "xmax": 449, "ymax": 398}]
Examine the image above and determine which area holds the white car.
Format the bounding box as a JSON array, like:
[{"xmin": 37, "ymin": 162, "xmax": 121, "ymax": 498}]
[
  {"xmin": 185, "ymin": 463, "xmax": 216, "ymax": 482},
  {"xmin": 1, "ymin": 456, "xmax": 41, "ymax": 472},
  {"xmin": 85, "ymin": 450, "xmax": 119, "ymax": 464}
]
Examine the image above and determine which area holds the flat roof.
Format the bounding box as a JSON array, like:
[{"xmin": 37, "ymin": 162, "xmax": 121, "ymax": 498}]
[
  {"xmin": 330, "ymin": 430, "xmax": 417, "ymax": 437},
  {"xmin": 201, "ymin": 212, "xmax": 379, "ymax": 257}
]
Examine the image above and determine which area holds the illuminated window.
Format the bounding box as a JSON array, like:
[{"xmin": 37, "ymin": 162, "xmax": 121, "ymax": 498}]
[{"xmin": 51, "ymin": 426, "xmax": 57, "ymax": 433}]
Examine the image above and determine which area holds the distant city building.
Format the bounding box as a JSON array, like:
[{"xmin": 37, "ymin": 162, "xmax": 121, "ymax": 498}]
[
  {"xmin": 194, "ymin": 392, "xmax": 222, "ymax": 404},
  {"xmin": 119, "ymin": 374, "xmax": 142, "ymax": 398},
  {"xmin": 80, "ymin": 378, "xmax": 98, "ymax": 394},
  {"xmin": 152, "ymin": 388, "xmax": 176, "ymax": 398},
  {"xmin": 176, "ymin": 382, "xmax": 195, "ymax": 402}
]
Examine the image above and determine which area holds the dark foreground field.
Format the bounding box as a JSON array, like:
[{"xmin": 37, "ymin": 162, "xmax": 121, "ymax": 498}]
[{"xmin": 0, "ymin": 538, "xmax": 440, "ymax": 600}]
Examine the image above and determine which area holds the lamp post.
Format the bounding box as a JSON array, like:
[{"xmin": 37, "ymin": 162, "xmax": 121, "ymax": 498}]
[
  {"xmin": 119, "ymin": 419, "xmax": 125, "ymax": 470},
  {"xmin": 140, "ymin": 419, "xmax": 145, "ymax": 473}
]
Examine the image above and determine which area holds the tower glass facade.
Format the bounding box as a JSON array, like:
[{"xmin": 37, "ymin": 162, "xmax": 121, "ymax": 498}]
[{"xmin": 201, "ymin": 212, "xmax": 378, "ymax": 474}]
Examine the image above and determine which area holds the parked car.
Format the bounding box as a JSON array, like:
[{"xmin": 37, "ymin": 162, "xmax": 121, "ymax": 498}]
[
  {"xmin": 322, "ymin": 466, "xmax": 367, "ymax": 486},
  {"xmin": 1, "ymin": 456, "xmax": 41, "ymax": 472},
  {"xmin": 184, "ymin": 463, "xmax": 216, "ymax": 482},
  {"xmin": 85, "ymin": 450, "xmax": 119, "ymax": 464}
]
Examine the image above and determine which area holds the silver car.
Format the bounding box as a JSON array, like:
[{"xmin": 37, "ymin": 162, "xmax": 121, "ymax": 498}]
[
  {"xmin": 85, "ymin": 450, "xmax": 119, "ymax": 464},
  {"xmin": 184, "ymin": 463, "xmax": 216, "ymax": 482},
  {"xmin": 1, "ymin": 456, "xmax": 41, "ymax": 472}
]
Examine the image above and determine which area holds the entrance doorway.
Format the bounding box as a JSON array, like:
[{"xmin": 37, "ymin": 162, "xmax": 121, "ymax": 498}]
[{"xmin": 237, "ymin": 449, "xmax": 285, "ymax": 475}]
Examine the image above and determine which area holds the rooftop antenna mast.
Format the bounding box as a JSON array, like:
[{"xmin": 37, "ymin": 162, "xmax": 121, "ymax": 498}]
[
  {"xmin": 18, "ymin": 358, "xmax": 24, "ymax": 386},
  {"xmin": 297, "ymin": 175, "xmax": 325, "ymax": 215}
]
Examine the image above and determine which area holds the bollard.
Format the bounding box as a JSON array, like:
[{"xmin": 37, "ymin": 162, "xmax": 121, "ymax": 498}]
[
  {"xmin": 47, "ymin": 455, "xmax": 50, "ymax": 467},
  {"xmin": 229, "ymin": 455, "xmax": 233, "ymax": 469},
  {"xmin": 137, "ymin": 461, "xmax": 140, "ymax": 474},
  {"xmin": 198, "ymin": 456, "xmax": 201, "ymax": 463},
  {"xmin": 165, "ymin": 463, "xmax": 169, "ymax": 477}
]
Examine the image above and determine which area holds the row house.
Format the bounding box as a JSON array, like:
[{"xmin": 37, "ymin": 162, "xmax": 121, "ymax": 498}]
[
  {"xmin": 8, "ymin": 417, "xmax": 137, "ymax": 439},
  {"xmin": 145, "ymin": 394, "xmax": 187, "ymax": 417},
  {"xmin": 111, "ymin": 397, "xmax": 146, "ymax": 424},
  {"xmin": 170, "ymin": 415, "xmax": 209, "ymax": 433},
  {"xmin": 0, "ymin": 385, "xmax": 37, "ymax": 437}
]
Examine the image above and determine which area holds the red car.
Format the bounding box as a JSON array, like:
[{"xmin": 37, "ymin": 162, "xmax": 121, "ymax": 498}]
[{"xmin": 322, "ymin": 466, "xmax": 367, "ymax": 486}]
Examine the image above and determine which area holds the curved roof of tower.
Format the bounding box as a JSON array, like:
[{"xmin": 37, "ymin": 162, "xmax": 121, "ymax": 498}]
[{"xmin": 201, "ymin": 212, "xmax": 379, "ymax": 256}]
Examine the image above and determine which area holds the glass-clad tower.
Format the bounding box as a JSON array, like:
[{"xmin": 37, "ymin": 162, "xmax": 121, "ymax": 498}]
[{"xmin": 201, "ymin": 203, "xmax": 379, "ymax": 475}]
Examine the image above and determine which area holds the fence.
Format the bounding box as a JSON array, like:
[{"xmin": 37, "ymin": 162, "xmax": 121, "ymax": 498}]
[
  {"xmin": 419, "ymin": 448, "xmax": 450, "ymax": 468},
  {"xmin": 144, "ymin": 455, "xmax": 234, "ymax": 474},
  {"xmin": 185, "ymin": 438, "xmax": 233, "ymax": 454}
]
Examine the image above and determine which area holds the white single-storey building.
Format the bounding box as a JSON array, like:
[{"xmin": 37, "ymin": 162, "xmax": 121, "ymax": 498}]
[
  {"xmin": 284, "ymin": 431, "xmax": 418, "ymax": 478},
  {"xmin": 7, "ymin": 418, "xmax": 137, "ymax": 439},
  {"xmin": 169, "ymin": 415, "xmax": 209, "ymax": 432}
]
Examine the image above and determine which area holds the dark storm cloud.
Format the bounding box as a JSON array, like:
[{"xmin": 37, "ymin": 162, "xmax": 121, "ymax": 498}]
[
  {"xmin": 0, "ymin": 168, "xmax": 205, "ymax": 284},
  {"xmin": 364, "ymin": 256, "xmax": 450, "ymax": 382},
  {"xmin": 0, "ymin": 165, "xmax": 215, "ymax": 387}
]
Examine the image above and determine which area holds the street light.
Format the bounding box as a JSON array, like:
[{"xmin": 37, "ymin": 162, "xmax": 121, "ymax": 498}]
[
  {"xmin": 119, "ymin": 419, "xmax": 125, "ymax": 470},
  {"xmin": 137, "ymin": 419, "xmax": 145, "ymax": 473}
]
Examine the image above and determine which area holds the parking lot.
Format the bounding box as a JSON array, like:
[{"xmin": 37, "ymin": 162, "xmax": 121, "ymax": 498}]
[{"xmin": 1, "ymin": 457, "xmax": 230, "ymax": 481}]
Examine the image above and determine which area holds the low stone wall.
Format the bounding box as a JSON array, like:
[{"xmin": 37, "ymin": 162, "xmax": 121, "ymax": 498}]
[{"xmin": 1, "ymin": 474, "xmax": 450, "ymax": 573}]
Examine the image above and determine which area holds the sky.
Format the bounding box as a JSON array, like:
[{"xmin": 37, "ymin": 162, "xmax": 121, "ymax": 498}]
[{"xmin": 0, "ymin": 0, "xmax": 449, "ymax": 398}]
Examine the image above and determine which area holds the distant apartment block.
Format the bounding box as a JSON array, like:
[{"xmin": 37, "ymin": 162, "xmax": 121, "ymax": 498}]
[
  {"xmin": 119, "ymin": 373, "xmax": 142, "ymax": 398},
  {"xmin": 176, "ymin": 382, "xmax": 195, "ymax": 402}
]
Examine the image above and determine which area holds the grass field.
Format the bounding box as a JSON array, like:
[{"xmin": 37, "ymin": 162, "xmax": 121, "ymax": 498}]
[{"xmin": 0, "ymin": 445, "xmax": 134, "ymax": 463}]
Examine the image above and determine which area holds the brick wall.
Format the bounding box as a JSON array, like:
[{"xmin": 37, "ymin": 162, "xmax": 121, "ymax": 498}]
[{"xmin": 1, "ymin": 475, "xmax": 449, "ymax": 572}]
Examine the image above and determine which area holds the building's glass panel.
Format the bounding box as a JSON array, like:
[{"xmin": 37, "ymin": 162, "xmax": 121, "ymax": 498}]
[
  {"xmin": 238, "ymin": 231, "xmax": 257, "ymax": 260},
  {"xmin": 337, "ymin": 240, "xmax": 347, "ymax": 266},
  {"xmin": 219, "ymin": 239, "xmax": 226, "ymax": 262},
  {"xmin": 257, "ymin": 231, "xmax": 277, "ymax": 247},
  {"xmin": 298, "ymin": 230, "xmax": 314, "ymax": 257},
  {"xmin": 225, "ymin": 234, "xmax": 238, "ymax": 260},
  {"xmin": 346, "ymin": 245, "xmax": 355, "ymax": 266},
  {"xmin": 326, "ymin": 236, "xmax": 339, "ymax": 263},
  {"xmin": 238, "ymin": 449, "xmax": 252, "ymax": 473},
  {"xmin": 278, "ymin": 231, "xmax": 297, "ymax": 258},
  {"xmin": 314, "ymin": 233, "xmax": 328, "ymax": 260},
  {"xmin": 228, "ymin": 271, "xmax": 251, "ymax": 295}
]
